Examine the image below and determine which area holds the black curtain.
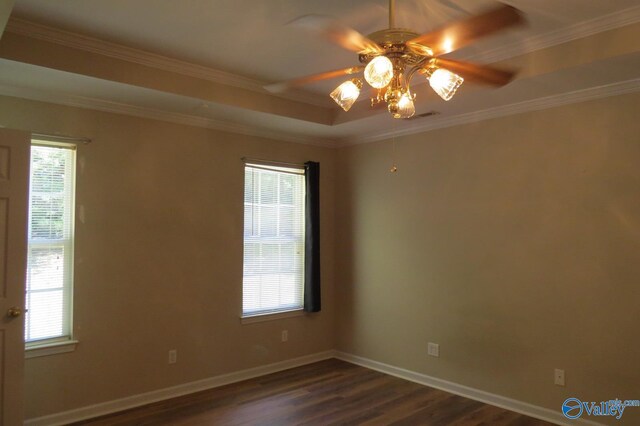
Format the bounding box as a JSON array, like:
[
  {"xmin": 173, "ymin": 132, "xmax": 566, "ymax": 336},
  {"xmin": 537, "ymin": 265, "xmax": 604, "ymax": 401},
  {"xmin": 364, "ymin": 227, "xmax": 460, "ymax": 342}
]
[{"xmin": 304, "ymin": 161, "xmax": 321, "ymax": 312}]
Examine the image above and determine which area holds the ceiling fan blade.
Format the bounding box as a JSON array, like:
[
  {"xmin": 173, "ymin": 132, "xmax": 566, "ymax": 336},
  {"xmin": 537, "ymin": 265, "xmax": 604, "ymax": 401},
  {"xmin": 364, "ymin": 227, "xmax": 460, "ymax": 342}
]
[
  {"xmin": 431, "ymin": 58, "xmax": 516, "ymax": 86},
  {"xmin": 407, "ymin": 4, "xmax": 525, "ymax": 57},
  {"xmin": 289, "ymin": 14, "xmax": 383, "ymax": 55},
  {"xmin": 264, "ymin": 66, "xmax": 364, "ymax": 93}
]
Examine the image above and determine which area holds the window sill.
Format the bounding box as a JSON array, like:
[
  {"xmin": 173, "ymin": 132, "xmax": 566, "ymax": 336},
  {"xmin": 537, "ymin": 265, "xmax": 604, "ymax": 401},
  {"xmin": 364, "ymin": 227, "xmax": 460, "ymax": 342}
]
[
  {"xmin": 241, "ymin": 309, "xmax": 305, "ymax": 324},
  {"xmin": 25, "ymin": 340, "xmax": 78, "ymax": 359}
]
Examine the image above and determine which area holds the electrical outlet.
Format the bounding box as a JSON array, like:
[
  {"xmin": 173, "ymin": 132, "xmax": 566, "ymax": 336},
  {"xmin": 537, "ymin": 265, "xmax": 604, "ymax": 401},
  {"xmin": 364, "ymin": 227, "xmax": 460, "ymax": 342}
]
[
  {"xmin": 281, "ymin": 330, "xmax": 288, "ymax": 342},
  {"xmin": 168, "ymin": 349, "xmax": 177, "ymax": 364},
  {"xmin": 427, "ymin": 342, "xmax": 439, "ymax": 357},
  {"xmin": 554, "ymin": 369, "xmax": 565, "ymax": 386}
]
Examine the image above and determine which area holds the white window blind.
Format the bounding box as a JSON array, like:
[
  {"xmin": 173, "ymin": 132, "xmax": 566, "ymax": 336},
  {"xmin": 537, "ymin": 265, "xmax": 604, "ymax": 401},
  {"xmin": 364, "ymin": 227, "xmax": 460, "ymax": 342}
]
[
  {"xmin": 243, "ymin": 163, "xmax": 305, "ymax": 316},
  {"xmin": 25, "ymin": 142, "xmax": 76, "ymax": 343}
]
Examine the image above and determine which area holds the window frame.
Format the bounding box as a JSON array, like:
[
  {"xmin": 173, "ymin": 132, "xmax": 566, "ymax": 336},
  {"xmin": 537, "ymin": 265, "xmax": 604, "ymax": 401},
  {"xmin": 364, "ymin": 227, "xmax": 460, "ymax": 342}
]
[
  {"xmin": 24, "ymin": 139, "xmax": 77, "ymax": 354},
  {"xmin": 241, "ymin": 160, "xmax": 306, "ymax": 319}
]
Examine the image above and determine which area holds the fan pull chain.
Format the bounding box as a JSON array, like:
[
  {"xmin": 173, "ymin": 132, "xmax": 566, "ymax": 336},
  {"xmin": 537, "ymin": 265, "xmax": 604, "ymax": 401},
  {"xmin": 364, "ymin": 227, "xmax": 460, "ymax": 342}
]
[{"xmin": 389, "ymin": 118, "xmax": 398, "ymax": 173}]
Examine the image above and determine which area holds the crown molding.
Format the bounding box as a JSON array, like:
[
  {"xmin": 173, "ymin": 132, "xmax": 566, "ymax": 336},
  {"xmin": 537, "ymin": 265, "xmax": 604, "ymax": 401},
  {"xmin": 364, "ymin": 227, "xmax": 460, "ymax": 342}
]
[
  {"xmin": 4, "ymin": 17, "xmax": 332, "ymax": 108},
  {"xmin": 0, "ymin": 83, "xmax": 340, "ymax": 148},
  {"xmin": 464, "ymin": 4, "xmax": 640, "ymax": 64},
  {"xmin": 345, "ymin": 78, "xmax": 640, "ymax": 145},
  {"xmin": 1, "ymin": 79, "xmax": 637, "ymax": 149}
]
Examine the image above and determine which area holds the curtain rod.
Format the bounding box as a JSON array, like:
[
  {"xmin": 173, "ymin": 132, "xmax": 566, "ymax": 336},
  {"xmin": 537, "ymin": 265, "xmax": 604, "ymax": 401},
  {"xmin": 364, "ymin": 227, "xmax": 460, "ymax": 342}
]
[
  {"xmin": 32, "ymin": 132, "xmax": 92, "ymax": 145},
  {"xmin": 242, "ymin": 157, "xmax": 305, "ymax": 169}
]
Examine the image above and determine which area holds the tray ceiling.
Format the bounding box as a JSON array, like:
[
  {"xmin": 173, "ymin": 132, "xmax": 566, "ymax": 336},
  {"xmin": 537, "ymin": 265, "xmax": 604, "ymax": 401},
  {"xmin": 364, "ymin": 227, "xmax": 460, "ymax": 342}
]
[{"xmin": 1, "ymin": 0, "xmax": 639, "ymax": 145}]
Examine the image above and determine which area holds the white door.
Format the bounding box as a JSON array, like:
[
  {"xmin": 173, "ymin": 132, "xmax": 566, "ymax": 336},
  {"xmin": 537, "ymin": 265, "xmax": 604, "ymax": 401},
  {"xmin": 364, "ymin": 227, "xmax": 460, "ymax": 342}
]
[{"xmin": 0, "ymin": 128, "xmax": 30, "ymax": 426}]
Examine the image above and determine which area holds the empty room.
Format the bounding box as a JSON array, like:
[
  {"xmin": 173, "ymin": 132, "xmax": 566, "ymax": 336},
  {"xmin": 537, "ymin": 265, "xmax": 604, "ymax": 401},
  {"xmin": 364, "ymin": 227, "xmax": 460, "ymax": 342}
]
[{"xmin": 0, "ymin": 0, "xmax": 638, "ymax": 425}]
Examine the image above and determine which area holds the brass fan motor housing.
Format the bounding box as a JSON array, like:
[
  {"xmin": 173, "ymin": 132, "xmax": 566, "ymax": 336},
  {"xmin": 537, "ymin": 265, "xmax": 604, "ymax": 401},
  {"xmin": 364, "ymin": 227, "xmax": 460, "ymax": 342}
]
[
  {"xmin": 368, "ymin": 28, "xmax": 419, "ymax": 45},
  {"xmin": 359, "ymin": 28, "xmax": 429, "ymax": 66}
]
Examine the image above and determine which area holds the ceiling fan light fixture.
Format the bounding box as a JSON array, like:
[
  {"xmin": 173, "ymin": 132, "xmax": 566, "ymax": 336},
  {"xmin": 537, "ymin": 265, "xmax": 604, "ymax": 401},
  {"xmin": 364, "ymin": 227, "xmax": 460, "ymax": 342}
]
[
  {"xmin": 364, "ymin": 56, "xmax": 394, "ymax": 89},
  {"xmin": 330, "ymin": 78, "xmax": 363, "ymax": 111},
  {"xmin": 276, "ymin": 3, "xmax": 523, "ymax": 119},
  {"xmin": 426, "ymin": 67, "xmax": 464, "ymax": 101}
]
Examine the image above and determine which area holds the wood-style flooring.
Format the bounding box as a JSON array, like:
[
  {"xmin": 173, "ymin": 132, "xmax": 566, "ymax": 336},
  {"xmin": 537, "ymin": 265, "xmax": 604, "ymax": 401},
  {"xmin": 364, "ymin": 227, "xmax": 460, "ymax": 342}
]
[{"xmin": 75, "ymin": 358, "xmax": 555, "ymax": 425}]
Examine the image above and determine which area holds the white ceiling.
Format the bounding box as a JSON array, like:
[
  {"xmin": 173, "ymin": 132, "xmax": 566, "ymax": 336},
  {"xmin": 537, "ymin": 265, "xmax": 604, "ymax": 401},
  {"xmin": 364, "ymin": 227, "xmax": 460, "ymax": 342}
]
[
  {"xmin": 2, "ymin": 0, "xmax": 640, "ymax": 145},
  {"xmin": 11, "ymin": 0, "xmax": 639, "ymax": 84}
]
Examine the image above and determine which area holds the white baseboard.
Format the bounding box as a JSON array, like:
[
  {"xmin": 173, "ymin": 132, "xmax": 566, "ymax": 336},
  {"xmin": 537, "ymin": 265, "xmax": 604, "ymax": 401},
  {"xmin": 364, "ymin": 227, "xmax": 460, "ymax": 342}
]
[
  {"xmin": 26, "ymin": 350, "xmax": 606, "ymax": 426},
  {"xmin": 25, "ymin": 350, "xmax": 337, "ymax": 426},
  {"xmin": 335, "ymin": 351, "xmax": 604, "ymax": 426}
]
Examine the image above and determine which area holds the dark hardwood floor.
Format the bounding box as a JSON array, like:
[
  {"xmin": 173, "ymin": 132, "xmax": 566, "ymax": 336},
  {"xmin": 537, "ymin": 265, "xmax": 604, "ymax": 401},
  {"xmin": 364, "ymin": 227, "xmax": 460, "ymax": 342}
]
[{"xmin": 74, "ymin": 359, "xmax": 555, "ymax": 425}]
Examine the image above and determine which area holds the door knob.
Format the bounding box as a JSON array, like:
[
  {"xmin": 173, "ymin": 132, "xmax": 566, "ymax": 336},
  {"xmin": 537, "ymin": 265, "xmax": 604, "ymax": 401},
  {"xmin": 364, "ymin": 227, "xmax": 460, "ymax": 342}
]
[{"xmin": 6, "ymin": 307, "xmax": 22, "ymax": 318}]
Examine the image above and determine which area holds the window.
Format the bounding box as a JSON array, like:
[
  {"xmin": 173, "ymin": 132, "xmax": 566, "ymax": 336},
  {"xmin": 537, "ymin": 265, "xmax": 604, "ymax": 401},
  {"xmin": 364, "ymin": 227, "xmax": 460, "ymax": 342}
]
[
  {"xmin": 25, "ymin": 141, "xmax": 76, "ymax": 345},
  {"xmin": 242, "ymin": 162, "xmax": 305, "ymax": 316}
]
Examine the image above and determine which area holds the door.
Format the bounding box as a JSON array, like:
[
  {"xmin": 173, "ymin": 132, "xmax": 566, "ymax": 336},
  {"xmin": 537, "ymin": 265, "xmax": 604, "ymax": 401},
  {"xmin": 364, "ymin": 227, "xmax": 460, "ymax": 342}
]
[{"xmin": 0, "ymin": 128, "xmax": 30, "ymax": 426}]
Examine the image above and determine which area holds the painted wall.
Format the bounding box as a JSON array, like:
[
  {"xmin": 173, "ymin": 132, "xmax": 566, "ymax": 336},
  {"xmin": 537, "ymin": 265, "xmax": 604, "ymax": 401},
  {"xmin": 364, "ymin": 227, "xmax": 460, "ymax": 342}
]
[
  {"xmin": 0, "ymin": 95, "xmax": 337, "ymax": 419},
  {"xmin": 4, "ymin": 91, "xmax": 640, "ymax": 423},
  {"xmin": 335, "ymin": 93, "xmax": 640, "ymax": 425}
]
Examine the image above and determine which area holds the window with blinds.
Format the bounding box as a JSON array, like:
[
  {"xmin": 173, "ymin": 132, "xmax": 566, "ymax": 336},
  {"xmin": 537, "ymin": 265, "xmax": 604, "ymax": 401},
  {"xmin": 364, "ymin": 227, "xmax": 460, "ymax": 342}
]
[
  {"xmin": 243, "ymin": 162, "xmax": 305, "ymax": 316},
  {"xmin": 25, "ymin": 141, "xmax": 76, "ymax": 344}
]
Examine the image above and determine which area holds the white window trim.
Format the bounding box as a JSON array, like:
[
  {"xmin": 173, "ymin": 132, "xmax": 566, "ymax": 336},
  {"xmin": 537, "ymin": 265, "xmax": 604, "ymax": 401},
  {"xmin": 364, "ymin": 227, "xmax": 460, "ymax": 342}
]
[
  {"xmin": 25, "ymin": 338, "xmax": 78, "ymax": 358},
  {"xmin": 240, "ymin": 308, "xmax": 305, "ymax": 325},
  {"xmin": 25, "ymin": 139, "xmax": 77, "ymax": 351},
  {"xmin": 242, "ymin": 160, "xmax": 307, "ymax": 318}
]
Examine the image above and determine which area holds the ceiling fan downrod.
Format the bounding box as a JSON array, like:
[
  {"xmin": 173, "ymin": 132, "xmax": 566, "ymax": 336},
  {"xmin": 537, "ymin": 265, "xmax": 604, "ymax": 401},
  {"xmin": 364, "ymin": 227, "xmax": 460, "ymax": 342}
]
[{"xmin": 389, "ymin": 0, "xmax": 396, "ymax": 29}]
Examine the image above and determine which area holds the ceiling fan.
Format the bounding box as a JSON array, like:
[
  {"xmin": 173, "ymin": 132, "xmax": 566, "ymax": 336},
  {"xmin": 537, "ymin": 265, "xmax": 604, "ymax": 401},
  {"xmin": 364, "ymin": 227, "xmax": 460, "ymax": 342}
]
[{"xmin": 266, "ymin": 0, "xmax": 525, "ymax": 119}]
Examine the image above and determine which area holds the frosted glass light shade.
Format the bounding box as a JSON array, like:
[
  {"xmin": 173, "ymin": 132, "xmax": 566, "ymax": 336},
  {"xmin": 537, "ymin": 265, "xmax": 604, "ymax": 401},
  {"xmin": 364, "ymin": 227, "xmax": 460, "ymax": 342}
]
[
  {"xmin": 364, "ymin": 56, "xmax": 393, "ymax": 89},
  {"xmin": 330, "ymin": 79, "xmax": 362, "ymax": 111},
  {"xmin": 428, "ymin": 68, "xmax": 464, "ymax": 101},
  {"xmin": 395, "ymin": 92, "xmax": 415, "ymax": 119}
]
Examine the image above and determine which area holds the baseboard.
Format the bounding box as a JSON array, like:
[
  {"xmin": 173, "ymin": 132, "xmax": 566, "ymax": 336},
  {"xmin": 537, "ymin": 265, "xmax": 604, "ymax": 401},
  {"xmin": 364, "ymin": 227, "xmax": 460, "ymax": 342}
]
[
  {"xmin": 335, "ymin": 351, "xmax": 603, "ymax": 426},
  {"xmin": 25, "ymin": 350, "xmax": 337, "ymax": 426},
  {"xmin": 25, "ymin": 349, "xmax": 606, "ymax": 426}
]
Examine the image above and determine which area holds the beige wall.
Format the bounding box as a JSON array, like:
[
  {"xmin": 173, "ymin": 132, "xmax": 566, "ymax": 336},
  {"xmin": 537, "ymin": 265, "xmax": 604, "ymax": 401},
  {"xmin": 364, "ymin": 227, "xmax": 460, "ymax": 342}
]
[
  {"xmin": 336, "ymin": 93, "xmax": 640, "ymax": 425},
  {"xmin": 0, "ymin": 95, "xmax": 336, "ymax": 419},
  {"xmin": 3, "ymin": 91, "xmax": 639, "ymax": 423}
]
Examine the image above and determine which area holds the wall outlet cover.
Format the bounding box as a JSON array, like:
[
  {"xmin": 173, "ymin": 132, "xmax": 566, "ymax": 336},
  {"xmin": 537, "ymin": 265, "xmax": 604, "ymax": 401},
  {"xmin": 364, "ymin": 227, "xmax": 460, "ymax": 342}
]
[
  {"xmin": 168, "ymin": 349, "xmax": 177, "ymax": 364},
  {"xmin": 428, "ymin": 342, "xmax": 439, "ymax": 357}
]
